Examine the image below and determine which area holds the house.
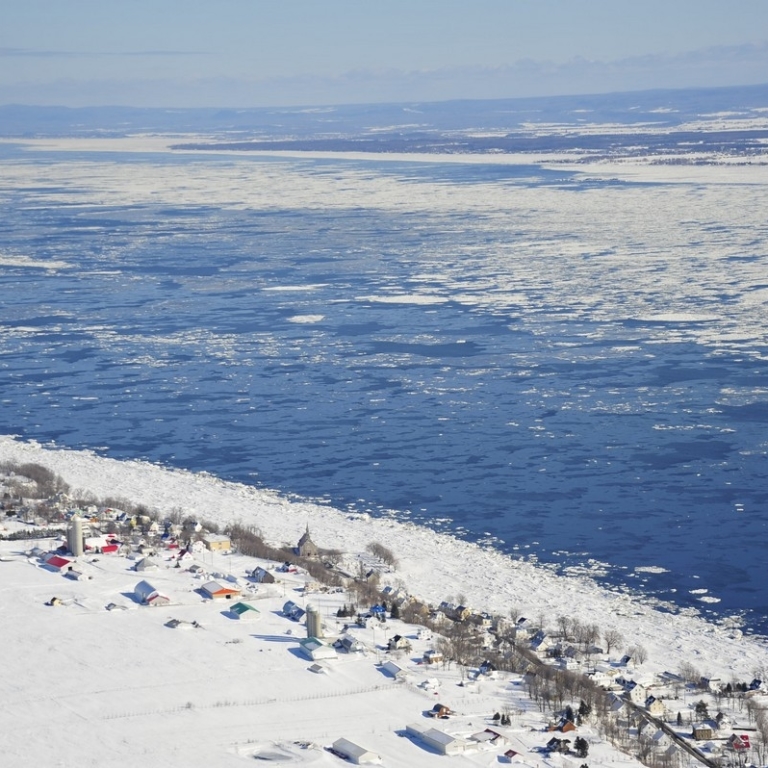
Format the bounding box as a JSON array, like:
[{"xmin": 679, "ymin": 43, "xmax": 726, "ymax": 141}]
[
  {"xmin": 545, "ymin": 737, "xmax": 571, "ymax": 754},
  {"xmin": 134, "ymin": 580, "xmax": 170, "ymax": 607},
  {"xmin": 651, "ymin": 729, "xmax": 672, "ymax": 749},
  {"xmin": 229, "ymin": 601, "xmax": 260, "ymax": 621},
  {"xmin": 203, "ymin": 534, "xmax": 231, "ymax": 553},
  {"xmin": 692, "ymin": 724, "xmax": 714, "ymax": 741},
  {"xmin": 423, "ymin": 649, "xmax": 443, "ymax": 665},
  {"xmin": 625, "ymin": 681, "xmax": 647, "ymax": 706},
  {"xmin": 101, "ymin": 543, "xmax": 119, "ymax": 555},
  {"xmin": 249, "ymin": 566, "xmax": 275, "ymax": 584},
  {"xmin": 728, "ymin": 734, "xmax": 751, "ymax": 752},
  {"xmin": 405, "ymin": 723, "xmax": 469, "ymax": 756},
  {"xmin": 298, "ymin": 637, "xmax": 337, "ymax": 661},
  {"xmin": 530, "ymin": 630, "xmax": 552, "ymax": 653},
  {"xmin": 501, "ymin": 749, "xmax": 521, "ymax": 763},
  {"xmin": 331, "ymin": 738, "xmax": 381, "ymax": 765},
  {"xmin": 338, "ymin": 635, "xmax": 366, "ymax": 653},
  {"xmin": 478, "ymin": 660, "xmax": 498, "ymax": 678},
  {"xmin": 296, "ymin": 525, "xmax": 318, "ymax": 558},
  {"xmin": 200, "ymin": 581, "xmax": 241, "ymax": 600},
  {"xmin": 387, "ymin": 634, "xmax": 411, "ymax": 652},
  {"xmin": 645, "ymin": 696, "xmax": 665, "ymax": 717},
  {"xmin": 174, "ymin": 550, "xmax": 194, "ymax": 566}
]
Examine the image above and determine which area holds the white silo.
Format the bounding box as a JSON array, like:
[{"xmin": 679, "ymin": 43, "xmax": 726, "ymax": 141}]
[
  {"xmin": 67, "ymin": 515, "xmax": 84, "ymax": 557},
  {"xmin": 306, "ymin": 604, "xmax": 323, "ymax": 638}
]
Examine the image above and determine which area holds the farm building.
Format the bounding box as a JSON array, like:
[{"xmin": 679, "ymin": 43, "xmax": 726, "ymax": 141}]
[
  {"xmin": 43, "ymin": 554, "xmax": 72, "ymax": 574},
  {"xmin": 134, "ymin": 580, "xmax": 170, "ymax": 607},
  {"xmin": 298, "ymin": 637, "xmax": 337, "ymax": 661},
  {"xmin": 200, "ymin": 581, "xmax": 241, "ymax": 600},
  {"xmin": 405, "ymin": 723, "xmax": 469, "ymax": 756},
  {"xmin": 381, "ymin": 660, "xmax": 407, "ymax": 680},
  {"xmin": 229, "ymin": 602, "xmax": 260, "ymax": 621},
  {"xmin": 331, "ymin": 738, "xmax": 381, "ymax": 765}
]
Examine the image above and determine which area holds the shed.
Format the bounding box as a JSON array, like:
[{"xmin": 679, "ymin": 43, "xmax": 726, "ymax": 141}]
[
  {"xmin": 331, "ymin": 738, "xmax": 381, "ymax": 765},
  {"xmin": 229, "ymin": 601, "xmax": 261, "ymax": 621},
  {"xmin": 134, "ymin": 557, "xmax": 162, "ymax": 572}
]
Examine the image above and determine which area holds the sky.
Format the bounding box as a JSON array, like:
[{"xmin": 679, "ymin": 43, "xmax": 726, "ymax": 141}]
[{"xmin": 2, "ymin": 0, "xmax": 768, "ymax": 108}]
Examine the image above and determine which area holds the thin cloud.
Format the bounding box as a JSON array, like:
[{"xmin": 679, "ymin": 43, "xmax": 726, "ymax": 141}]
[{"xmin": 0, "ymin": 47, "xmax": 210, "ymax": 58}]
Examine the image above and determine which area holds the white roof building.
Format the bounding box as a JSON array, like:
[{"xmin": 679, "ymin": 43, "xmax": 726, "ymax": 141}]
[
  {"xmin": 405, "ymin": 723, "xmax": 470, "ymax": 756},
  {"xmin": 331, "ymin": 738, "xmax": 382, "ymax": 765}
]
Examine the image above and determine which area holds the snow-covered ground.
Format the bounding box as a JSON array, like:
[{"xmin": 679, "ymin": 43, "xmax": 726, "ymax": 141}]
[{"xmin": 2, "ymin": 435, "xmax": 767, "ymax": 766}]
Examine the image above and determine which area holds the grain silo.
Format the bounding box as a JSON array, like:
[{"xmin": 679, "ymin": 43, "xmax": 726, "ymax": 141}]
[
  {"xmin": 306, "ymin": 603, "xmax": 323, "ymax": 638},
  {"xmin": 67, "ymin": 515, "xmax": 84, "ymax": 557}
]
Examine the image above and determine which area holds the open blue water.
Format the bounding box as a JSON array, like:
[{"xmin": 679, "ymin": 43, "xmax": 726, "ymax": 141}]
[{"xmin": 2, "ymin": 104, "xmax": 768, "ymax": 631}]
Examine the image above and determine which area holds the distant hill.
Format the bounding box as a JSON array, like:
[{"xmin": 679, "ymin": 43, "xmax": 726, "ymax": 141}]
[{"xmin": 1, "ymin": 82, "xmax": 767, "ymax": 141}]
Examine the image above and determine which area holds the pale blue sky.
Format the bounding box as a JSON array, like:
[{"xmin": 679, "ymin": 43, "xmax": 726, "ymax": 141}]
[{"xmin": 2, "ymin": 0, "xmax": 767, "ymax": 107}]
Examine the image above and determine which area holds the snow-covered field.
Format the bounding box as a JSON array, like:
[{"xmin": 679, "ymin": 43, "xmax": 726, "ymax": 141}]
[{"xmin": 2, "ymin": 436, "xmax": 767, "ymax": 766}]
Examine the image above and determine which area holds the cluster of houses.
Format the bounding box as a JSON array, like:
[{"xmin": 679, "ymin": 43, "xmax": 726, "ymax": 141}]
[{"xmin": 15, "ymin": 495, "xmax": 768, "ymax": 766}]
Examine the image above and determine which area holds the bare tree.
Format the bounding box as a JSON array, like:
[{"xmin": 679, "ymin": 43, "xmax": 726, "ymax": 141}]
[
  {"xmin": 557, "ymin": 614, "xmax": 572, "ymax": 639},
  {"xmin": 678, "ymin": 661, "xmax": 700, "ymax": 685},
  {"xmin": 632, "ymin": 644, "xmax": 648, "ymax": 666},
  {"xmin": 604, "ymin": 629, "xmax": 624, "ymax": 654},
  {"xmin": 366, "ymin": 541, "xmax": 398, "ymax": 568},
  {"xmin": 754, "ymin": 708, "xmax": 768, "ymax": 766}
]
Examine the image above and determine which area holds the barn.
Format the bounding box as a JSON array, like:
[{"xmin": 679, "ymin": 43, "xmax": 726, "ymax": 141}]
[
  {"xmin": 200, "ymin": 580, "xmax": 241, "ymax": 600},
  {"xmin": 331, "ymin": 738, "xmax": 381, "ymax": 765},
  {"xmin": 134, "ymin": 580, "xmax": 170, "ymax": 607}
]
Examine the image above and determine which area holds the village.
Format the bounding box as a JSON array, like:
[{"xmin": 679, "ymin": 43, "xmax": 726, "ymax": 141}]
[{"xmin": 2, "ymin": 458, "xmax": 768, "ymax": 768}]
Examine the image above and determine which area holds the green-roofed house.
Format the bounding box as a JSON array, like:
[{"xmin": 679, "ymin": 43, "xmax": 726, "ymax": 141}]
[{"xmin": 229, "ymin": 601, "xmax": 261, "ymax": 622}]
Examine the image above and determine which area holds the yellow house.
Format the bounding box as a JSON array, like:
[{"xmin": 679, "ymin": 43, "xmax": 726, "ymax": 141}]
[{"xmin": 203, "ymin": 533, "xmax": 231, "ymax": 553}]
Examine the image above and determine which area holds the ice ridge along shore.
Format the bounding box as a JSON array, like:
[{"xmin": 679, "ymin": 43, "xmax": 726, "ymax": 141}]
[{"xmin": 1, "ymin": 434, "xmax": 766, "ymax": 683}]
